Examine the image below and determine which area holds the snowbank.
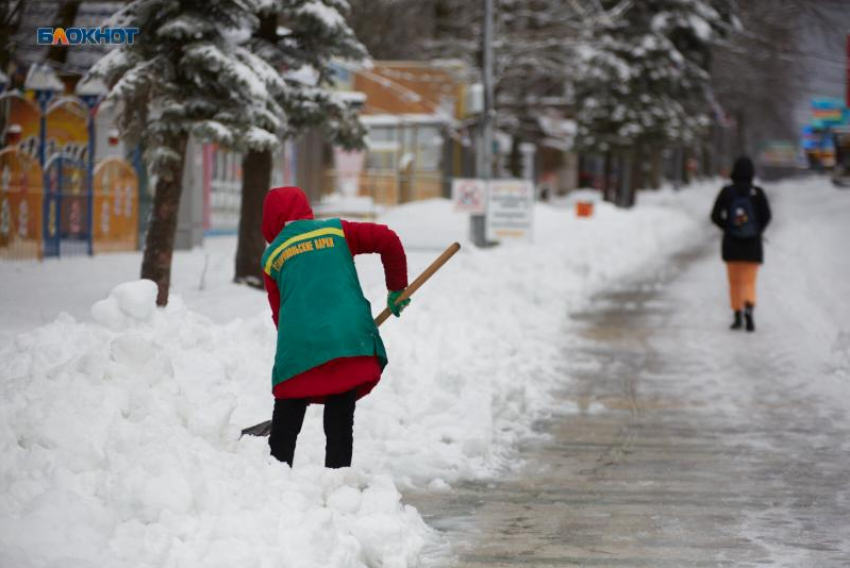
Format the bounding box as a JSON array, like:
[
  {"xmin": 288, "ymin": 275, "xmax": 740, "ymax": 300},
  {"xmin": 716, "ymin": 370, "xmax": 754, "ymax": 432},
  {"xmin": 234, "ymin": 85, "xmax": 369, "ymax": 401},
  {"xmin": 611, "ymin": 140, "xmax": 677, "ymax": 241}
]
[
  {"xmin": 758, "ymin": 177, "xmax": 850, "ymax": 400},
  {"xmin": 0, "ymin": 182, "xmax": 718, "ymax": 567},
  {"xmin": 1, "ymin": 284, "xmax": 431, "ymax": 568},
  {"xmin": 354, "ymin": 184, "xmax": 716, "ymax": 485}
]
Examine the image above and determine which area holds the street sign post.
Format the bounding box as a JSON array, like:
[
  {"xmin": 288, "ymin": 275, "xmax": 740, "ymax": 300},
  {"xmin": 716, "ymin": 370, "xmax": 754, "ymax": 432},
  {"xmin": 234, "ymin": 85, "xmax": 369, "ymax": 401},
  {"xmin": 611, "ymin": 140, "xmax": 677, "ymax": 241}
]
[
  {"xmin": 452, "ymin": 178, "xmax": 486, "ymax": 214},
  {"xmin": 484, "ymin": 179, "xmax": 534, "ymax": 243}
]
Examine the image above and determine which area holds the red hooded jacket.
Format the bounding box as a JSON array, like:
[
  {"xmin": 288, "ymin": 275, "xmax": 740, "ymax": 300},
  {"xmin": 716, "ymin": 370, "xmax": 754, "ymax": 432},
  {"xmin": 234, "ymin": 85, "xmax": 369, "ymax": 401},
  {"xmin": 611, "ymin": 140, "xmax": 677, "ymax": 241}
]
[{"xmin": 261, "ymin": 187, "xmax": 408, "ymax": 402}]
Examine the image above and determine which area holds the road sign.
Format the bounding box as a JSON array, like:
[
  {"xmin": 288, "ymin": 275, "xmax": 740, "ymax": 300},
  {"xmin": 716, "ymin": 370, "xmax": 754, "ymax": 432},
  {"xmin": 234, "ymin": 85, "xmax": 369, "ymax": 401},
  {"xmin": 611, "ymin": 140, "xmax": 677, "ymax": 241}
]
[
  {"xmin": 452, "ymin": 178, "xmax": 486, "ymax": 214},
  {"xmin": 485, "ymin": 179, "xmax": 534, "ymax": 243}
]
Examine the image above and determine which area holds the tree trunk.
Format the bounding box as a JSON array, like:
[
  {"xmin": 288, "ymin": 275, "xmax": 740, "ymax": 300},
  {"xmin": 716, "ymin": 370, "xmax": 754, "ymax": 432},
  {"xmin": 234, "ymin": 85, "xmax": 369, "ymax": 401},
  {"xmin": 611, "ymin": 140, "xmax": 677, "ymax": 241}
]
[
  {"xmin": 234, "ymin": 149, "xmax": 271, "ymax": 288},
  {"xmin": 616, "ymin": 151, "xmax": 637, "ymax": 209},
  {"xmin": 231, "ymin": 11, "xmax": 277, "ymax": 288},
  {"xmin": 46, "ymin": 1, "xmax": 81, "ymax": 66},
  {"xmin": 507, "ymin": 136, "xmax": 522, "ymax": 178},
  {"xmin": 140, "ymin": 132, "xmax": 189, "ymax": 306},
  {"xmin": 683, "ymin": 147, "xmax": 693, "ymax": 185},
  {"xmin": 648, "ymin": 145, "xmax": 662, "ymax": 189},
  {"xmin": 602, "ymin": 151, "xmax": 614, "ymax": 203},
  {"xmin": 626, "ymin": 148, "xmax": 641, "ymax": 207},
  {"xmin": 734, "ymin": 108, "xmax": 748, "ymax": 159},
  {"xmin": 0, "ymin": 0, "xmax": 25, "ymax": 71}
]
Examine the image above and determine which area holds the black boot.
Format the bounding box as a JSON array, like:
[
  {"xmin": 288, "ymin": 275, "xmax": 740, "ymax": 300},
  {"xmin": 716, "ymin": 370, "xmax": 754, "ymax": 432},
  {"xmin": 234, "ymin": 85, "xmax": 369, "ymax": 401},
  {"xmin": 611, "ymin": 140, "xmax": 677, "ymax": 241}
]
[
  {"xmin": 730, "ymin": 310, "xmax": 743, "ymax": 330},
  {"xmin": 744, "ymin": 304, "xmax": 755, "ymax": 332}
]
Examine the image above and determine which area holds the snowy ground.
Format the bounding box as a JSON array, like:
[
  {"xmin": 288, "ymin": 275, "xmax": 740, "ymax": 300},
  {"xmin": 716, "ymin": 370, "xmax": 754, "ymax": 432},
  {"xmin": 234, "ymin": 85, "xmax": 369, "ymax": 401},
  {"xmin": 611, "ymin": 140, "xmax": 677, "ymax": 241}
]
[
  {"xmin": 407, "ymin": 176, "xmax": 850, "ymax": 567},
  {"xmin": 1, "ymin": 177, "xmax": 846, "ymax": 567}
]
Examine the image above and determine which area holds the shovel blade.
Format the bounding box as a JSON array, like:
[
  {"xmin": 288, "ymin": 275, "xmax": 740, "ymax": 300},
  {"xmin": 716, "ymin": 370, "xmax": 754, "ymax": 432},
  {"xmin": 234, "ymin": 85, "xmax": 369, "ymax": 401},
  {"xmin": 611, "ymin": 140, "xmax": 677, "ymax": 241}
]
[{"xmin": 240, "ymin": 419, "xmax": 272, "ymax": 438}]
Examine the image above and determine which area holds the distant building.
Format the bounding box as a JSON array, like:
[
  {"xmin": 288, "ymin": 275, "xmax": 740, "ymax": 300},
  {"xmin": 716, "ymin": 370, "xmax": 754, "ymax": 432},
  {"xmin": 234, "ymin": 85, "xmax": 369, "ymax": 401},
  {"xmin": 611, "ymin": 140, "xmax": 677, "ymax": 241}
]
[{"xmin": 313, "ymin": 60, "xmax": 479, "ymax": 212}]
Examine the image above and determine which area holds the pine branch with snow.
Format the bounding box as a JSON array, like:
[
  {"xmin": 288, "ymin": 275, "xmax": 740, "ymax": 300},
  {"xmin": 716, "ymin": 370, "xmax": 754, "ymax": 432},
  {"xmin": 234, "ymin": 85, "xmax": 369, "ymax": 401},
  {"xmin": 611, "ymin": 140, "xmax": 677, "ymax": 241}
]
[
  {"xmin": 248, "ymin": 0, "xmax": 369, "ymax": 149},
  {"xmin": 87, "ymin": 0, "xmax": 293, "ymax": 305},
  {"xmin": 232, "ymin": 0, "xmax": 369, "ymax": 286},
  {"xmin": 90, "ymin": 0, "xmax": 288, "ymax": 171},
  {"xmin": 574, "ymin": 0, "xmax": 734, "ymax": 153}
]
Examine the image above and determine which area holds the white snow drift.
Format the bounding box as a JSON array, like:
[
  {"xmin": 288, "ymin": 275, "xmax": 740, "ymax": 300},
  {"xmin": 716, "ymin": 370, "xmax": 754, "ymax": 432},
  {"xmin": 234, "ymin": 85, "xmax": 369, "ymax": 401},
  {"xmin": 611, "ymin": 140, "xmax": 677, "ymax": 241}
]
[{"xmin": 1, "ymin": 183, "xmax": 723, "ymax": 567}]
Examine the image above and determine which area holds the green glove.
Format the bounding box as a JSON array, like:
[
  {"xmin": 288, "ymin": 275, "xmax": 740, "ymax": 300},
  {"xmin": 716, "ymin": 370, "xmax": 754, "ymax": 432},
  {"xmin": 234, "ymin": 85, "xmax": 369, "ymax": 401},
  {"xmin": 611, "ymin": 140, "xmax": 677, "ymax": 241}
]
[{"xmin": 387, "ymin": 290, "xmax": 411, "ymax": 317}]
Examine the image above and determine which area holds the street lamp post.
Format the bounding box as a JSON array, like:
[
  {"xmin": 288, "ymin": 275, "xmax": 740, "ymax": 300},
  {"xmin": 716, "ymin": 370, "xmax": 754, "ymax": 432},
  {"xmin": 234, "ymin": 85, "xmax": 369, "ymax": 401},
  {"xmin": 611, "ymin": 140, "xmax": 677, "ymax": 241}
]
[
  {"xmin": 0, "ymin": 70, "xmax": 8, "ymax": 144},
  {"xmin": 24, "ymin": 65, "xmax": 64, "ymax": 257},
  {"xmin": 471, "ymin": 0, "xmax": 495, "ymax": 247},
  {"xmin": 24, "ymin": 64, "xmax": 64, "ymax": 168},
  {"xmin": 76, "ymin": 76, "xmax": 108, "ymax": 256}
]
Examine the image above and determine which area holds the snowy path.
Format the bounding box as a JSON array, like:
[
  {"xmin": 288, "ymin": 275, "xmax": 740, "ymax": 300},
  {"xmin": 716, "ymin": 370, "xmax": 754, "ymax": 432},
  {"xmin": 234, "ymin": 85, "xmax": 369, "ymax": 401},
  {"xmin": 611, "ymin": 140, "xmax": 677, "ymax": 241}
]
[
  {"xmin": 2, "ymin": 180, "xmax": 847, "ymax": 567},
  {"xmin": 411, "ymin": 185, "xmax": 850, "ymax": 567}
]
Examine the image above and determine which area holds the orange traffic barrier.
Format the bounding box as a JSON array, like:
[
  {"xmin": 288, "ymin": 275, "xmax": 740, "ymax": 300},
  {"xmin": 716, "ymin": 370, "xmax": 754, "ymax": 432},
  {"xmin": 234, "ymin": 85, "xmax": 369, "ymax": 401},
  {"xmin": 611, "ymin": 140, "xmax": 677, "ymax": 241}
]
[{"xmin": 575, "ymin": 201, "xmax": 594, "ymax": 218}]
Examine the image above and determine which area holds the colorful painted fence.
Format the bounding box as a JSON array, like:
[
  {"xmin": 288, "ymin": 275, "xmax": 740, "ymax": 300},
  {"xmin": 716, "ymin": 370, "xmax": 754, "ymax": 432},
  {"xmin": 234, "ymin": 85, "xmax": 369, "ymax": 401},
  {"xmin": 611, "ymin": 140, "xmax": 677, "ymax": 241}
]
[
  {"xmin": 0, "ymin": 148, "xmax": 43, "ymax": 260},
  {"xmin": 42, "ymin": 153, "xmax": 89, "ymax": 257},
  {"xmin": 2, "ymin": 87, "xmax": 141, "ymax": 260},
  {"xmin": 0, "ymin": 148, "xmax": 139, "ymax": 260},
  {"xmin": 93, "ymin": 157, "xmax": 138, "ymax": 253},
  {"xmin": 45, "ymin": 97, "xmax": 89, "ymax": 164}
]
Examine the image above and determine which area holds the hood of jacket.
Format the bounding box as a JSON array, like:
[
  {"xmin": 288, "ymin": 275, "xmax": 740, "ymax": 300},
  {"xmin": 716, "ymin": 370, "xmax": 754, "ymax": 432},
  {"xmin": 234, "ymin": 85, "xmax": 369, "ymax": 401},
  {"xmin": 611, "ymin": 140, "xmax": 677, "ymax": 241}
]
[
  {"xmin": 262, "ymin": 186, "xmax": 315, "ymax": 243},
  {"xmin": 730, "ymin": 156, "xmax": 755, "ymax": 184}
]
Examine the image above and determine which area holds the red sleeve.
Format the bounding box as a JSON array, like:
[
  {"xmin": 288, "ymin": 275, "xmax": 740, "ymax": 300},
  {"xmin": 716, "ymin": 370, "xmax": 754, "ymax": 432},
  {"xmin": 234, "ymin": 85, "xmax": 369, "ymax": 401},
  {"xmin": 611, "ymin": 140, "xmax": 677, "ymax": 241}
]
[
  {"xmin": 341, "ymin": 220, "xmax": 408, "ymax": 291},
  {"xmin": 263, "ymin": 272, "xmax": 280, "ymax": 328}
]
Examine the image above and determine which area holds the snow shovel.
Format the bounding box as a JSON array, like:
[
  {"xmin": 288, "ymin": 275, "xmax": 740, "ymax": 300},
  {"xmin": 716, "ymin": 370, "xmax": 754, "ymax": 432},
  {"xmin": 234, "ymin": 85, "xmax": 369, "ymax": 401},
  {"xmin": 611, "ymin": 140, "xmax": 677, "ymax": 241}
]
[{"xmin": 240, "ymin": 242, "xmax": 462, "ymax": 438}]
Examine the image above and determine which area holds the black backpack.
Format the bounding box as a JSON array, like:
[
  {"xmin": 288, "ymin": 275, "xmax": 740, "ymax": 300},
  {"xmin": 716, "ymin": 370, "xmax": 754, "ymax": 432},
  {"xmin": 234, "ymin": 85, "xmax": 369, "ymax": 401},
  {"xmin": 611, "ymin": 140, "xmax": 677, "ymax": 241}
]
[{"xmin": 726, "ymin": 187, "xmax": 759, "ymax": 239}]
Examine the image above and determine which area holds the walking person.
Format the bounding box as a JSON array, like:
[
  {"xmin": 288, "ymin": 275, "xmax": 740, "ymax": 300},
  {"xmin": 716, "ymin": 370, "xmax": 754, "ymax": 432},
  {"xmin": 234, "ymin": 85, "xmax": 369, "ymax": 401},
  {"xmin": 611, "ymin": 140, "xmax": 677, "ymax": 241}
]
[
  {"xmin": 710, "ymin": 157, "xmax": 772, "ymax": 332},
  {"xmin": 261, "ymin": 186, "xmax": 410, "ymax": 468}
]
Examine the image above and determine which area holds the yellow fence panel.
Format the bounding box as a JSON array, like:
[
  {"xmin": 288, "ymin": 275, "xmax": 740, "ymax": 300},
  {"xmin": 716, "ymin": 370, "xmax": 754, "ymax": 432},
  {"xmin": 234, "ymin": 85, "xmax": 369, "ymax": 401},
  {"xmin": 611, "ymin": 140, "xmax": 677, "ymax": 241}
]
[
  {"xmin": 322, "ymin": 169, "xmax": 444, "ymax": 208},
  {"xmin": 92, "ymin": 157, "xmax": 139, "ymax": 253},
  {"xmin": 0, "ymin": 148, "xmax": 43, "ymax": 260}
]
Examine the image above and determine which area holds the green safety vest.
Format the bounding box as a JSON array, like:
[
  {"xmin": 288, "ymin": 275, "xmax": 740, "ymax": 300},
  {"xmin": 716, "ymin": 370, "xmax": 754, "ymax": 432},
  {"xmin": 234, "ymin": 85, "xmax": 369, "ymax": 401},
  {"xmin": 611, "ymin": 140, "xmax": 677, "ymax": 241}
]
[{"xmin": 261, "ymin": 218, "xmax": 387, "ymax": 388}]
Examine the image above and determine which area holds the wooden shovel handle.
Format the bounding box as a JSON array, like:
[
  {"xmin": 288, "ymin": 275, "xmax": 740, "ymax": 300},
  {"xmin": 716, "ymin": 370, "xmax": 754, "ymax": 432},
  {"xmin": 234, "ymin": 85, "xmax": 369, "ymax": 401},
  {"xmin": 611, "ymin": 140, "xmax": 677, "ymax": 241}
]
[
  {"xmin": 374, "ymin": 242, "xmax": 461, "ymax": 327},
  {"xmin": 240, "ymin": 243, "xmax": 461, "ymax": 439}
]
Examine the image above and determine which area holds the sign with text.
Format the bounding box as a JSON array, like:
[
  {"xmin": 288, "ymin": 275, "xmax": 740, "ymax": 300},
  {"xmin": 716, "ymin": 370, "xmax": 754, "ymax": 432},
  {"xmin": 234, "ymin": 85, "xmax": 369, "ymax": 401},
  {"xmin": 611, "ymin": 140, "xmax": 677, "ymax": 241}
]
[
  {"xmin": 452, "ymin": 178, "xmax": 486, "ymax": 214},
  {"xmin": 485, "ymin": 179, "xmax": 534, "ymax": 243}
]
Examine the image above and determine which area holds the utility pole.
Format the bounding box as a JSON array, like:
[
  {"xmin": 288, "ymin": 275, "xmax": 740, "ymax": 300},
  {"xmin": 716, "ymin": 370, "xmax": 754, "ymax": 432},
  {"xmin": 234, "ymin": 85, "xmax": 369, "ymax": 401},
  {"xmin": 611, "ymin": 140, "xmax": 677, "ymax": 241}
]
[
  {"xmin": 471, "ymin": 0, "xmax": 494, "ymax": 246},
  {"xmin": 482, "ymin": 0, "xmax": 494, "ymax": 184},
  {"xmin": 846, "ymin": 33, "xmax": 849, "ymax": 108}
]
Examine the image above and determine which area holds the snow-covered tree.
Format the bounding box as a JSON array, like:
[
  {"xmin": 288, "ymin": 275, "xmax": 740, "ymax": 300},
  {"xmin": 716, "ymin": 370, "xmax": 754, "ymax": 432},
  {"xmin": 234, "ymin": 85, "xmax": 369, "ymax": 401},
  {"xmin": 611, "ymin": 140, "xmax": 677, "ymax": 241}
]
[
  {"xmin": 90, "ymin": 0, "xmax": 288, "ymax": 305},
  {"xmin": 573, "ymin": 0, "xmax": 733, "ymax": 203},
  {"xmin": 0, "ymin": 0, "xmax": 25, "ymax": 72},
  {"xmin": 710, "ymin": 0, "xmax": 807, "ymax": 160},
  {"xmin": 346, "ymin": 0, "xmax": 435, "ymax": 60},
  {"xmin": 423, "ymin": 0, "xmax": 583, "ymax": 173},
  {"xmin": 234, "ymin": 0, "xmax": 368, "ymax": 287},
  {"xmin": 575, "ymin": 0, "xmax": 732, "ymax": 155}
]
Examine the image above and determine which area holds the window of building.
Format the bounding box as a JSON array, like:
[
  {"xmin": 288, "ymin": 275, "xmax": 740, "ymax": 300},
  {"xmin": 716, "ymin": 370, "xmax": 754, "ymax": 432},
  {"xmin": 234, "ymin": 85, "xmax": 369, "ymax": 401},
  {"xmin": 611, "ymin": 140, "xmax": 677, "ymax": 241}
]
[
  {"xmin": 366, "ymin": 150, "xmax": 396, "ymax": 171},
  {"xmin": 415, "ymin": 126, "xmax": 442, "ymax": 171},
  {"xmin": 367, "ymin": 126, "xmax": 398, "ymax": 145}
]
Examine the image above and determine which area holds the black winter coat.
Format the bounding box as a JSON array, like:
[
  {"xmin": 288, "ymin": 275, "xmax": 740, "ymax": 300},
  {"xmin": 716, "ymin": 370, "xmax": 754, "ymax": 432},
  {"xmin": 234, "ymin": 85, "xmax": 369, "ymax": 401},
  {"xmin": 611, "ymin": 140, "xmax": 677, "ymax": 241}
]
[{"xmin": 710, "ymin": 183, "xmax": 772, "ymax": 263}]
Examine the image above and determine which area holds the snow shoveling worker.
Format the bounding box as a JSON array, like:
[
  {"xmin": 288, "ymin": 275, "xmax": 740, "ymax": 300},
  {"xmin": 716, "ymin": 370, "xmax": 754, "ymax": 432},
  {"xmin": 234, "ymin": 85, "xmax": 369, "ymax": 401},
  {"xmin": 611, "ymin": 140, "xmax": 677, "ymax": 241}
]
[
  {"xmin": 710, "ymin": 156, "xmax": 772, "ymax": 332},
  {"xmin": 260, "ymin": 186, "xmax": 410, "ymax": 468}
]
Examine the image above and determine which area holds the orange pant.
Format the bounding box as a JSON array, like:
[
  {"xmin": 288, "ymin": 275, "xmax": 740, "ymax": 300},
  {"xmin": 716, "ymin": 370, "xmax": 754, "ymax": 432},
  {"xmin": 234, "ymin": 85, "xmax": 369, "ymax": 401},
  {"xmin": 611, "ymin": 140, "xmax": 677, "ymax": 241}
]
[{"xmin": 726, "ymin": 262, "xmax": 759, "ymax": 311}]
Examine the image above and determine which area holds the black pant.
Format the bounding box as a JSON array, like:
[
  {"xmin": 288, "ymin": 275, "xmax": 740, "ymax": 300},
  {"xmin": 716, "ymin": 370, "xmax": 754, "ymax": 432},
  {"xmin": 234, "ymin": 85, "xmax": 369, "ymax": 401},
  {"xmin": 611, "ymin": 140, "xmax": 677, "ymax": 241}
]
[{"xmin": 268, "ymin": 388, "xmax": 357, "ymax": 468}]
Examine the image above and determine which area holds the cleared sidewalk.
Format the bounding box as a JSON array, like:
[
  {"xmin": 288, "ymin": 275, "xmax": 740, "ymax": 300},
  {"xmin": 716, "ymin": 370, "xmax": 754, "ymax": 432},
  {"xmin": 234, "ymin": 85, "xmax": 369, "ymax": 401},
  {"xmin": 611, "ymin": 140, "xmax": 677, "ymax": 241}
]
[{"xmin": 412, "ymin": 233, "xmax": 850, "ymax": 567}]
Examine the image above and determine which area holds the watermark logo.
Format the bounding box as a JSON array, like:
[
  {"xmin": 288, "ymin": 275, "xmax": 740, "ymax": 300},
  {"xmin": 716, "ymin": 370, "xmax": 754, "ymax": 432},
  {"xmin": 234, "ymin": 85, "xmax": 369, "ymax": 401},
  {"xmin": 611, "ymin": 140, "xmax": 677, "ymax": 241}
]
[{"xmin": 36, "ymin": 27, "xmax": 140, "ymax": 46}]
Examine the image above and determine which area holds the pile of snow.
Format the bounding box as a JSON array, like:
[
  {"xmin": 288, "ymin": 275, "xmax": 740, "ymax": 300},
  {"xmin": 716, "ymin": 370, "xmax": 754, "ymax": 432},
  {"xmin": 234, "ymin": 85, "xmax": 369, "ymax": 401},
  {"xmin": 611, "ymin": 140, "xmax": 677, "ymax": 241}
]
[
  {"xmin": 0, "ymin": 181, "xmax": 720, "ymax": 567},
  {"xmin": 1, "ymin": 283, "xmax": 432, "ymax": 568},
  {"xmin": 90, "ymin": 280, "xmax": 160, "ymax": 330},
  {"xmin": 352, "ymin": 184, "xmax": 716, "ymax": 485},
  {"xmin": 758, "ymin": 177, "xmax": 850, "ymax": 395}
]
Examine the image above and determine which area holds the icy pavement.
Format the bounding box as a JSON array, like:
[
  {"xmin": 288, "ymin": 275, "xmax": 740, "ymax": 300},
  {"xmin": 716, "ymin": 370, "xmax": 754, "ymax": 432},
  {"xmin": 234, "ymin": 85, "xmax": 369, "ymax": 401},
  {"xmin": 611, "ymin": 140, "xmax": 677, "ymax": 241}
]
[{"xmin": 409, "ymin": 183, "xmax": 850, "ymax": 567}]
